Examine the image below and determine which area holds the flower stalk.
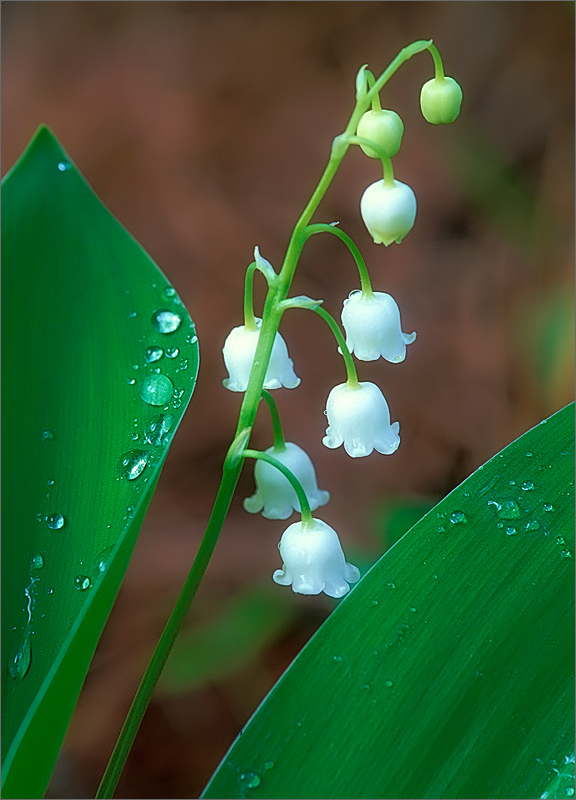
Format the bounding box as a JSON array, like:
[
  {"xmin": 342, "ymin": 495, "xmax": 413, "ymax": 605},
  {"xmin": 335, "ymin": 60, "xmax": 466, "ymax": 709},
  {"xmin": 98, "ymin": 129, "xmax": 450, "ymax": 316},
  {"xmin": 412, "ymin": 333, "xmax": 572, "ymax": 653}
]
[{"xmin": 96, "ymin": 38, "xmax": 451, "ymax": 798}]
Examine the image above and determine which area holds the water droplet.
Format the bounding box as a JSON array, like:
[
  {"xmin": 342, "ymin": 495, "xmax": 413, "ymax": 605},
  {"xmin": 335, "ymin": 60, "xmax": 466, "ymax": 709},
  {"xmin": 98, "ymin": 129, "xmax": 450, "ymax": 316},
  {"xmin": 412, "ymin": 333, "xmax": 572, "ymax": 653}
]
[
  {"xmin": 144, "ymin": 413, "xmax": 174, "ymax": 446},
  {"xmin": 264, "ymin": 761, "xmax": 275, "ymax": 771},
  {"xmin": 450, "ymin": 510, "xmax": 467, "ymax": 525},
  {"xmin": 566, "ymin": 789, "xmax": 574, "ymax": 798},
  {"xmin": 93, "ymin": 545, "xmax": 114, "ymax": 574},
  {"xmin": 409, "ymin": 607, "xmax": 417, "ymax": 613},
  {"xmin": 333, "ymin": 655, "xmax": 343, "ymax": 662},
  {"xmin": 557, "ymin": 536, "xmax": 566, "ymax": 545},
  {"xmin": 47, "ymin": 479, "xmax": 55, "ymax": 486},
  {"xmin": 9, "ymin": 637, "xmax": 32, "ymax": 682},
  {"xmin": 437, "ymin": 525, "xmax": 446, "ymax": 533},
  {"xmin": 385, "ymin": 680, "xmax": 394, "ymax": 688},
  {"xmin": 525, "ymin": 520, "xmax": 540, "ymax": 531},
  {"xmin": 41, "ymin": 430, "xmax": 54, "ymax": 440},
  {"xmin": 139, "ymin": 374, "xmax": 174, "ymax": 406},
  {"xmin": 145, "ymin": 345, "xmax": 164, "ymax": 363},
  {"xmin": 74, "ymin": 575, "xmax": 92, "ymax": 591},
  {"xmin": 30, "ymin": 554, "xmax": 44, "ymax": 570},
  {"xmin": 386, "ymin": 582, "xmax": 396, "ymax": 589},
  {"xmin": 560, "ymin": 550, "xmax": 572, "ymax": 559},
  {"xmin": 127, "ymin": 378, "xmax": 136, "ymax": 385},
  {"xmin": 130, "ymin": 432, "xmax": 139, "ymax": 441},
  {"xmin": 371, "ymin": 599, "xmax": 379, "ymax": 606},
  {"xmin": 46, "ymin": 513, "xmax": 65, "ymax": 530},
  {"xmin": 505, "ymin": 527, "xmax": 517, "ymax": 536},
  {"xmin": 165, "ymin": 347, "xmax": 179, "ymax": 358},
  {"xmin": 508, "ymin": 480, "xmax": 516, "ymax": 486},
  {"xmin": 542, "ymin": 502, "xmax": 555, "ymax": 512},
  {"xmin": 151, "ymin": 309, "xmax": 181, "ymax": 334},
  {"xmin": 129, "ymin": 310, "xmax": 138, "ymax": 319},
  {"xmin": 118, "ymin": 450, "xmax": 149, "ymax": 480},
  {"xmin": 487, "ymin": 498, "xmax": 521, "ymax": 519},
  {"xmin": 362, "ymin": 682, "xmax": 371, "ymax": 691},
  {"xmin": 57, "ymin": 161, "xmax": 71, "ymax": 171},
  {"xmin": 522, "ymin": 480, "xmax": 535, "ymax": 491},
  {"xmin": 46, "ymin": 587, "xmax": 54, "ymax": 595},
  {"xmin": 164, "ymin": 287, "xmax": 176, "ymax": 298},
  {"xmin": 189, "ymin": 335, "xmax": 198, "ymax": 344},
  {"xmin": 526, "ymin": 451, "xmax": 533, "ymax": 457}
]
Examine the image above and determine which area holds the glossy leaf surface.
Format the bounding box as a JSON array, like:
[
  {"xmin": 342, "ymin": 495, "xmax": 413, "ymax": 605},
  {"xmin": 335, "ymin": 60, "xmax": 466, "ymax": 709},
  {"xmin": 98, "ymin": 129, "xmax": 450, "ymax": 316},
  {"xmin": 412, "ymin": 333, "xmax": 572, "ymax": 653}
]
[
  {"xmin": 203, "ymin": 404, "xmax": 575, "ymax": 800},
  {"xmin": 1, "ymin": 126, "xmax": 199, "ymax": 799}
]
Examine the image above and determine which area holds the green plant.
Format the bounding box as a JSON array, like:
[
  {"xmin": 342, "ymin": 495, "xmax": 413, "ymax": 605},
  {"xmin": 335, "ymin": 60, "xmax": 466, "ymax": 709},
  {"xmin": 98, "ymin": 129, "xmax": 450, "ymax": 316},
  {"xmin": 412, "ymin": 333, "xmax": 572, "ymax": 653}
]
[{"xmin": 2, "ymin": 39, "xmax": 574, "ymax": 800}]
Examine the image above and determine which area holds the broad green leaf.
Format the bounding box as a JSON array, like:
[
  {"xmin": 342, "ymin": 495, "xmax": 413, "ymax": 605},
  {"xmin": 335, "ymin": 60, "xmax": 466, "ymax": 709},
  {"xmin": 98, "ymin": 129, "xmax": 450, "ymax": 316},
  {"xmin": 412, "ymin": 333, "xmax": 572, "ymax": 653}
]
[
  {"xmin": 203, "ymin": 404, "xmax": 574, "ymax": 800},
  {"xmin": 1, "ymin": 126, "xmax": 199, "ymax": 799}
]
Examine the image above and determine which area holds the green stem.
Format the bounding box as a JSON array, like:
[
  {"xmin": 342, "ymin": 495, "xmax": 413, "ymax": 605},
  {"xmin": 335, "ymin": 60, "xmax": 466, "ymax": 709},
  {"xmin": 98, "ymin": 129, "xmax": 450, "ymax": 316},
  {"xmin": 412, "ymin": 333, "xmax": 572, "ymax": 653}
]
[
  {"xmin": 304, "ymin": 223, "xmax": 373, "ymax": 297},
  {"xmin": 243, "ymin": 261, "xmax": 258, "ymax": 331},
  {"xmin": 427, "ymin": 42, "xmax": 445, "ymax": 79},
  {"xmin": 95, "ymin": 441, "xmax": 246, "ymax": 798},
  {"xmin": 261, "ymin": 389, "xmax": 287, "ymax": 451},
  {"xmin": 313, "ymin": 305, "xmax": 360, "ymax": 388},
  {"xmin": 243, "ymin": 449, "xmax": 312, "ymax": 524},
  {"xmin": 365, "ymin": 69, "xmax": 382, "ymax": 112},
  {"xmin": 96, "ymin": 40, "xmax": 432, "ymax": 798}
]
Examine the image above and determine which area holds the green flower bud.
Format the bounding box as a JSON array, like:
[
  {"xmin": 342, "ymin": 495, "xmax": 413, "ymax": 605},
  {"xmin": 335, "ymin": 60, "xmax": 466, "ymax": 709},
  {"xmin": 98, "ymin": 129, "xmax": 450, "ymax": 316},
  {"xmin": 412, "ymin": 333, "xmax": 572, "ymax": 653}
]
[
  {"xmin": 356, "ymin": 109, "xmax": 404, "ymax": 158},
  {"xmin": 420, "ymin": 76, "xmax": 462, "ymax": 124}
]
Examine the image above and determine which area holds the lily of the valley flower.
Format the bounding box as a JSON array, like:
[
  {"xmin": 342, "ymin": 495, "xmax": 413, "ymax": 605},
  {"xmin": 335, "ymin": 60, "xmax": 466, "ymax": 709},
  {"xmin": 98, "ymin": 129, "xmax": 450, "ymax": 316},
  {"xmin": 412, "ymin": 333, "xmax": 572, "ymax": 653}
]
[
  {"xmin": 244, "ymin": 442, "xmax": 330, "ymax": 520},
  {"xmin": 323, "ymin": 381, "xmax": 400, "ymax": 457},
  {"xmin": 273, "ymin": 518, "xmax": 360, "ymax": 598},
  {"xmin": 341, "ymin": 290, "xmax": 416, "ymax": 363},
  {"xmin": 360, "ymin": 179, "xmax": 416, "ymax": 246},
  {"xmin": 222, "ymin": 318, "xmax": 300, "ymax": 392}
]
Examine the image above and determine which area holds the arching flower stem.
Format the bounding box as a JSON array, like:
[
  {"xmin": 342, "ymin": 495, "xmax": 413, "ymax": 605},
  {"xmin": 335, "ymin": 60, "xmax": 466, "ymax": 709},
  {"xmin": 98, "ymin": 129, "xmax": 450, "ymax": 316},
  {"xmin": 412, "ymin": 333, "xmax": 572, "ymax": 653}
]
[
  {"xmin": 303, "ymin": 223, "xmax": 374, "ymax": 297},
  {"xmin": 243, "ymin": 448, "xmax": 313, "ymax": 526},
  {"xmin": 312, "ymin": 305, "xmax": 360, "ymax": 390},
  {"xmin": 243, "ymin": 261, "xmax": 259, "ymax": 331},
  {"xmin": 427, "ymin": 42, "xmax": 445, "ymax": 79},
  {"xmin": 261, "ymin": 389, "xmax": 287, "ymax": 452}
]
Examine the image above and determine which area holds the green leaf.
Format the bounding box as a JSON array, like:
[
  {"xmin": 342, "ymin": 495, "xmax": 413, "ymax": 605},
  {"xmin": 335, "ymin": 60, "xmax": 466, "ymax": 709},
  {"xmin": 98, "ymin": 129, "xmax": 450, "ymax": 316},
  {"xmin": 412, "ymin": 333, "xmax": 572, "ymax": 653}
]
[
  {"xmin": 202, "ymin": 404, "xmax": 574, "ymax": 800},
  {"xmin": 1, "ymin": 126, "xmax": 199, "ymax": 799}
]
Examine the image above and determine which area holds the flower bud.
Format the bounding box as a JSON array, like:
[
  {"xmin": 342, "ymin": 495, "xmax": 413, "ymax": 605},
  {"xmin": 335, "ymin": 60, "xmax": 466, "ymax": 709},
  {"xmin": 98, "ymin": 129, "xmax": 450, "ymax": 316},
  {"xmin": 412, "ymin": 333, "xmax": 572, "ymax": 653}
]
[
  {"xmin": 420, "ymin": 77, "xmax": 462, "ymax": 124},
  {"xmin": 356, "ymin": 109, "xmax": 404, "ymax": 159},
  {"xmin": 342, "ymin": 290, "xmax": 416, "ymax": 363},
  {"xmin": 222, "ymin": 319, "xmax": 300, "ymax": 392},
  {"xmin": 243, "ymin": 442, "xmax": 329, "ymax": 520},
  {"xmin": 323, "ymin": 381, "xmax": 400, "ymax": 458},
  {"xmin": 360, "ymin": 179, "xmax": 416, "ymax": 246},
  {"xmin": 273, "ymin": 518, "xmax": 360, "ymax": 598}
]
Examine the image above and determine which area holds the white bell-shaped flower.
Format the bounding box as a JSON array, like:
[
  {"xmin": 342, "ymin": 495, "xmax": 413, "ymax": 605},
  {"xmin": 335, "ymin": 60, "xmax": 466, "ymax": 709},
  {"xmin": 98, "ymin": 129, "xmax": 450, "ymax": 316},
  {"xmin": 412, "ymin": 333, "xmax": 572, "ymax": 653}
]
[
  {"xmin": 222, "ymin": 318, "xmax": 300, "ymax": 392},
  {"xmin": 273, "ymin": 518, "xmax": 360, "ymax": 598},
  {"xmin": 243, "ymin": 442, "xmax": 330, "ymax": 520},
  {"xmin": 323, "ymin": 381, "xmax": 400, "ymax": 458},
  {"xmin": 341, "ymin": 290, "xmax": 416, "ymax": 363},
  {"xmin": 360, "ymin": 179, "xmax": 416, "ymax": 246}
]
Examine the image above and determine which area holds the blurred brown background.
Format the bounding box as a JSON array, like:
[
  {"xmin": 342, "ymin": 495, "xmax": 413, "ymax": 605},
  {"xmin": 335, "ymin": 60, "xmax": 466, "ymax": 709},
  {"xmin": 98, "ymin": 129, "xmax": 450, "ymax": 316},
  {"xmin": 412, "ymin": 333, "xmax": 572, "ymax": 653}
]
[{"xmin": 2, "ymin": 2, "xmax": 574, "ymax": 797}]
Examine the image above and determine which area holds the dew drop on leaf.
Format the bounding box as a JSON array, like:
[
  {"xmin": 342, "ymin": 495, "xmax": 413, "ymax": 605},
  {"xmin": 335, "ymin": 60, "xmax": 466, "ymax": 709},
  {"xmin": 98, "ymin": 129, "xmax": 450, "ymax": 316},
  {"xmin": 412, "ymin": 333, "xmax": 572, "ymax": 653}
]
[
  {"xmin": 9, "ymin": 637, "xmax": 32, "ymax": 682},
  {"xmin": 450, "ymin": 510, "xmax": 467, "ymax": 525},
  {"xmin": 145, "ymin": 346, "xmax": 164, "ymax": 363},
  {"xmin": 41, "ymin": 430, "xmax": 54, "ymax": 440},
  {"xmin": 487, "ymin": 498, "xmax": 521, "ymax": 520},
  {"xmin": 46, "ymin": 513, "xmax": 65, "ymax": 530},
  {"xmin": 165, "ymin": 347, "xmax": 179, "ymax": 358},
  {"xmin": 74, "ymin": 575, "xmax": 92, "ymax": 591},
  {"xmin": 139, "ymin": 374, "xmax": 174, "ymax": 406},
  {"xmin": 522, "ymin": 480, "xmax": 535, "ymax": 491},
  {"xmin": 30, "ymin": 553, "xmax": 44, "ymax": 570},
  {"xmin": 118, "ymin": 450, "xmax": 149, "ymax": 480},
  {"xmin": 505, "ymin": 527, "xmax": 517, "ymax": 536},
  {"xmin": 542, "ymin": 502, "xmax": 555, "ymax": 512},
  {"xmin": 239, "ymin": 772, "xmax": 261, "ymax": 790},
  {"xmin": 57, "ymin": 161, "xmax": 71, "ymax": 171},
  {"xmin": 144, "ymin": 413, "xmax": 174, "ymax": 446},
  {"xmin": 385, "ymin": 679, "xmax": 394, "ymax": 688},
  {"xmin": 164, "ymin": 287, "xmax": 176, "ymax": 298},
  {"xmin": 151, "ymin": 309, "xmax": 181, "ymax": 334},
  {"xmin": 525, "ymin": 520, "xmax": 540, "ymax": 531}
]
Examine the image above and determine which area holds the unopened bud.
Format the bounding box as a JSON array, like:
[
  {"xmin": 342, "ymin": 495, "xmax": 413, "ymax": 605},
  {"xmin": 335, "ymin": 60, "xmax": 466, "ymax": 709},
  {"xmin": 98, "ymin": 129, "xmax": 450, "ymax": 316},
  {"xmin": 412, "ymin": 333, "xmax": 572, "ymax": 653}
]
[
  {"xmin": 356, "ymin": 109, "xmax": 404, "ymax": 159},
  {"xmin": 420, "ymin": 76, "xmax": 462, "ymax": 124}
]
